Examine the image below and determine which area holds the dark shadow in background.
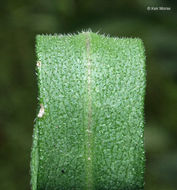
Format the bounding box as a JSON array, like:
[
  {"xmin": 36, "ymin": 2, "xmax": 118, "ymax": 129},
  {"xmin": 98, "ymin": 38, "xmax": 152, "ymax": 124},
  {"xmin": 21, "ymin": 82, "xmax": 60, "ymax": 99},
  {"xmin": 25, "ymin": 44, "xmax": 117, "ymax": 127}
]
[{"xmin": 0, "ymin": 0, "xmax": 177, "ymax": 190}]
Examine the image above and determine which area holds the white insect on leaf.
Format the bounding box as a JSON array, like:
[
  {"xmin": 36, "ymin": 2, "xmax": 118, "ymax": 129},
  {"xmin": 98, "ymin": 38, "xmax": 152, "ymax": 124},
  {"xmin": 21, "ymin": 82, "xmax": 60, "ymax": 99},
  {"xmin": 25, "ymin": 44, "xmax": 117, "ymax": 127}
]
[
  {"xmin": 37, "ymin": 61, "xmax": 41, "ymax": 67},
  {"xmin": 38, "ymin": 104, "xmax": 45, "ymax": 118}
]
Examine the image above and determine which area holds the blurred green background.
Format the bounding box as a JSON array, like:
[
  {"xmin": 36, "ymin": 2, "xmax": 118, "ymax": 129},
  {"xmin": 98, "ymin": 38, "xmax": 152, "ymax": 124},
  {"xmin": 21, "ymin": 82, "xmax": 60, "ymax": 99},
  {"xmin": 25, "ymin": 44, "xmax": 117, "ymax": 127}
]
[{"xmin": 0, "ymin": 0, "xmax": 177, "ymax": 189}]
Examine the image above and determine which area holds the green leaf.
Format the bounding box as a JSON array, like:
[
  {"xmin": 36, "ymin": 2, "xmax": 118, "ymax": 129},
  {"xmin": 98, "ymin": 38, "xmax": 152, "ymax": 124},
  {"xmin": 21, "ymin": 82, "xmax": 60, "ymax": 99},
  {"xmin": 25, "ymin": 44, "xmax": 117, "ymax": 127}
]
[{"xmin": 31, "ymin": 31, "xmax": 146, "ymax": 190}]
